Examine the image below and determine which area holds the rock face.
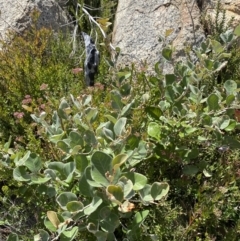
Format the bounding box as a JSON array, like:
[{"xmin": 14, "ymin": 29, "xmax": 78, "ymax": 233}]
[
  {"xmin": 112, "ymin": 0, "xmax": 206, "ymax": 73},
  {"xmin": 0, "ymin": 0, "xmax": 69, "ymax": 43}
]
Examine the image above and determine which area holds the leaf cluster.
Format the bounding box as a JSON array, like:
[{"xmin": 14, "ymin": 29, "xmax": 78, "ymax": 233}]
[
  {"xmin": 0, "ymin": 13, "xmax": 85, "ymax": 143},
  {"xmin": 1, "ymin": 4, "xmax": 240, "ymax": 241}
]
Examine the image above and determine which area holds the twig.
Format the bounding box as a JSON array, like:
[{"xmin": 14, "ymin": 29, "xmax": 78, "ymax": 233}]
[
  {"xmin": 76, "ymin": 3, "xmax": 115, "ymax": 51},
  {"xmin": 186, "ymin": 0, "xmax": 197, "ymax": 45}
]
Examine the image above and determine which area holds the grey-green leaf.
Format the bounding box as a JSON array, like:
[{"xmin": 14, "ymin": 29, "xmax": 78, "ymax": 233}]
[
  {"xmin": 56, "ymin": 192, "xmax": 78, "ymax": 210},
  {"xmin": 100, "ymin": 207, "xmax": 120, "ymax": 233},
  {"xmin": 60, "ymin": 227, "xmax": 78, "ymax": 241},
  {"xmin": 84, "ymin": 196, "xmax": 102, "ymax": 215},
  {"xmin": 74, "ymin": 154, "xmax": 88, "ymax": 173},
  {"xmin": 91, "ymin": 151, "xmax": 112, "ymax": 186},
  {"xmin": 151, "ymin": 182, "xmax": 169, "ymax": 200},
  {"xmin": 147, "ymin": 122, "xmax": 161, "ymax": 140},
  {"xmin": 224, "ymin": 80, "xmax": 237, "ymax": 95},
  {"xmin": 13, "ymin": 166, "xmax": 31, "ymax": 182},
  {"xmin": 25, "ymin": 153, "xmax": 43, "ymax": 173},
  {"xmin": 123, "ymin": 172, "xmax": 147, "ymax": 190},
  {"xmin": 114, "ymin": 117, "xmax": 127, "ymax": 136},
  {"xmin": 34, "ymin": 230, "xmax": 49, "ymax": 241}
]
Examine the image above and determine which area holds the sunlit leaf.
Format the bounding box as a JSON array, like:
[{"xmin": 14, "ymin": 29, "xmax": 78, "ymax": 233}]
[
  {"xmin": 165, "ymin": 28, "xmax": 174, "ymax": 37},
  {"xmin": 48, "ymin": 162, "xmax": 75, "ymax": 182},
  {"xmin": 132, "ymin": 210, "xmax": 149, "ymax": 228},
  {"xmin": 106, "ymin": 185, "xmax": 124, "ymax": 204},
  {"xmin": 124, "ymin": 172, "xmax": 147, "ymax": 190},
  {"xmin": 114, "ymin": 117, "xmax": 127, "ymax": 136},
  {"xmin": 22, "ymin": 104, "xmax": 32, "ymax": 112},
  {"xmin": 25, "ymin": 153, "xmax": 42, "ymax": 173},
  {"xmin": 224, "ymin": 120, "xmax": 236, "ymax": 131},
  {"xmin": 117, "ymin": 176, "xmax": 134, "ymax": 199},
  {"xmin": 203, "ymin": 169, "xmax": 212, "ymax": 177},
  {"xmin": 219, "ymin": 116, "xmax": 230, "ymax": 130},
  {"xmin": 151, "ymin": 182, "xmax": 169, "ymax": 200},
  {"xmin": 34, "ymin": 229, "xmax": 49, "ymax": 241},
  {"xmin": 147, "ymin": 122, "xmax": 161, "ymax": 140},
  {"xmin": 220, "ymin": 29, "xmax": 234, "ymax": 43},
  {"xmin": 47, "ymin": 211, "xmax": 60, "ymax": 228},
  {"xmin": 13, "ymin": 166, "xmax": 31, "ymax": 182},
  {"xmin": 60, "ymin": 226, "xmax": 78, "ymax": 241},
  {"xmin": 211, "ymin": 40, "xmax": 223, "ymax": 53},
  {"xmin": 84, "ymin": 196, "xmax": 102, "ymax": 215},
  {"xmin": 112, "ymin": 153, "xmax": 128, "ymax": 171}
]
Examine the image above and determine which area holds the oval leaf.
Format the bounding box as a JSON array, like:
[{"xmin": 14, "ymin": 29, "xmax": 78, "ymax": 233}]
[
  {"xmin": 207, "ymin": 94, "xmax": 219, "ymax": 111},
  {"xmin": 13, "ymin": 166, "xmax": 31, "ymax": 182},
  {"xmin": 25, "ymin": 153, "xmax": 43, "ymax": 173},
  {"xmin": 91, "ymin": 151, "xmax": 112, "ymax": 186},
  {"xmin": 211, "ymin": 40, "xmax": 224, "ymax": 54},
  {"xmin": 47, "ymin": 211, "xmax": 60, "ymax": 228},
  {"xmin": 224, "ymin": 80, "xmax": 237, "ymax": 95},
  {"xmin": 114, "ymin": 117, "xmax": 127, "ymax": 136},
  {"xmin": 74, "ymin": 154, "xmax": 88, "ymax": 173},
  {"xmin": 162, "ymin": 47, "xmax": 172, "ymax": 61},
  {"xmin": 56, "ymin": 192, "xmax": 78, "ymax": 210},
  {"xmin": 106, "ymin": 185, "xmax": 124, "ymax": 204},
  {"xmin": 69, "ymin": 131, "xmax": 84, "ymax": 147},
  {"xmin": 147, "ymin": 122, "xmax": 161, "ymax": 140},
  {"xmin": 99, "ymin": 207, "xmax": 120, "ymax": 233},
  {"xmin": 124, "ymin": 172, "xmax": 147, "ymax": 190},
  {"xmin": 117, "ymin": 176, "xmax": 134, "ymax": 199},
  {"xmin": 151, "ymin": 182, "xmax": 169, "ymax": 200},
  {"xmin": 182, "ymin": 165, "xmax": 199, "ymax": 176},
  {"xmin": 139, "ymin": 184, "xmax": 153, "ymax": 202},
  {"xmin": 112, "ymin": 153, "xmax": 128, "ymax": 171},
  {"xmin": 132, "ymin": 210, "xmax": 149, "ymax": 228},
  {"xmin": 224, "ymin": 119, "xmax": 236, "ymax": 131},
  {"xmin": 66, "ymin": 201, "xmax": 84, "ymax": 213}
]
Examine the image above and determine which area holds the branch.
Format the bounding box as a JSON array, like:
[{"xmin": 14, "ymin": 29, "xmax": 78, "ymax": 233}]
[{"xmin": 76, "ymin": 3, "xmax": 115, "ymax": 51}]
